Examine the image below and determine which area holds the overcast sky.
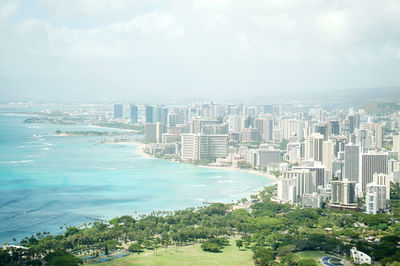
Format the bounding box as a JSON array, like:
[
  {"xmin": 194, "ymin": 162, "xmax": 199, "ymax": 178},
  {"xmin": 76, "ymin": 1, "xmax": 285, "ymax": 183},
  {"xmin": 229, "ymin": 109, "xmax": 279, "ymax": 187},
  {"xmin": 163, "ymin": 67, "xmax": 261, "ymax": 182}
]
[{"xmin": 0, "ymin": 0, "xmax": 399, "ymax": 102}]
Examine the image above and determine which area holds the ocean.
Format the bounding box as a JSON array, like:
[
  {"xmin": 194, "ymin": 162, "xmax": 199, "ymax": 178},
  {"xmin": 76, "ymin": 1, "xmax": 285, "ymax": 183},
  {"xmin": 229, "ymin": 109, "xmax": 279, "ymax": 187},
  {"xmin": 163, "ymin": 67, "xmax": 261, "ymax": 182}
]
[{"xmin": 0, "ymin": 108, "xmax": 274, "ymax": 243}]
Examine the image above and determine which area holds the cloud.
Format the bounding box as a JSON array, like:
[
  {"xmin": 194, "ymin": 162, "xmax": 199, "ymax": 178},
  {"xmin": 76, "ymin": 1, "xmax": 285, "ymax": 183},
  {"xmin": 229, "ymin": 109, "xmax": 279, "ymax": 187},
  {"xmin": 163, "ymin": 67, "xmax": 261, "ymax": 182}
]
[{"xmin": 0, "ymin": 0, "xmax": 400, "ymax": 100}]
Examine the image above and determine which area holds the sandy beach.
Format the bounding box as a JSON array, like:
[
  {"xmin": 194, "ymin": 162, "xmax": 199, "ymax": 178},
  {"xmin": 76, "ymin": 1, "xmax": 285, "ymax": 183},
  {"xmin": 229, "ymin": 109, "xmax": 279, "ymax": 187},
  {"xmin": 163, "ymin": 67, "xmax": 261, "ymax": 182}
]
[
  {"xmin": 89, "ymin": 124, "xmax": 138, "ymax": 132},
  {"xmin": 106, "ymin": 141, "xmax": 278, "ymax": 183}
]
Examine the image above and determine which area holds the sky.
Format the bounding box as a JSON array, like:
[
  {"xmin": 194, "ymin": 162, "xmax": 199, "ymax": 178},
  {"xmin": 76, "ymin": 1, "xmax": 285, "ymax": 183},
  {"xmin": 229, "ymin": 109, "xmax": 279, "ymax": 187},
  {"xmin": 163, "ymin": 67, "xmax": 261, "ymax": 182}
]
[{"xmin": 0, "ymin": 0, "xmax": 399, "ymax": 102}]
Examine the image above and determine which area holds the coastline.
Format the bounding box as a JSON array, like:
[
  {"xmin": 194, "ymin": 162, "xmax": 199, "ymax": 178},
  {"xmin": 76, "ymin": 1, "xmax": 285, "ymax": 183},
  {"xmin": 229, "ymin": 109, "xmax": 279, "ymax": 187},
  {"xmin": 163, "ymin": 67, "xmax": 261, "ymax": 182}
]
[
  {"xmin": 89, "ymin": 124, "xmax": 138, "ymax": 132},
  {"xmin": 115, "ymin": 140, "xmax": 279, "ymax": 183}
]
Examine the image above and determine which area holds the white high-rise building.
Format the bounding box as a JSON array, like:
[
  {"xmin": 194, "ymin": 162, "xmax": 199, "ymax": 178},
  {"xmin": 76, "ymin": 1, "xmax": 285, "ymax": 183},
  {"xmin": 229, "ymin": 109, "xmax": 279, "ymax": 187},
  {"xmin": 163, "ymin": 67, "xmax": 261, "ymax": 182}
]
[
  {"xmin": 305, "ymin": 133, "xmax": 324, "ymax": 162},
  {"xmin": 361, "ymin": 152, "xmax": 388, "ymax": 192},
  {"xmin": 287, "ymin": 142, "xmax": 301, "ymax": 163},
  {"xmin": 392, "ymin": 135, "xmax": 400, "ymax": 159},
  {"xmin": 280, "ymin": 119, "xmax": 302, "ymax": 141},
  {"xmin": 322, "ymin": 140, "xmax": 333, "ymax": 178},
  {"xmin": 255, "ymin": 115, "xmax": 274, "ymax": 141},
  {"xmin": 278, "ymin": 178, "xmax": 297, "ymax": 203},
  {"xmin": 282, "ymin": 169, "xmax": 317, "ymax": 201},
  {"xmin": 229, "ymin": 115, "xmax": 243, "ymax": 133},
  {"xmin": 344, "ymin": 144, "xmax": 360, "ymax": 183},
  {"xmin": 373, "ymin": 173, "xmax": 390, "ymax": 200},
  {"xmin": 366, "ymin": 182, "xmax": 387, "ymax": 214},
  {"xmin": 181, "ymin": 134, "xmax": 228, "ymax": 161},
  {"xmin": 145, "ymin": 122, "xmax": 165, "ymax": 143}
]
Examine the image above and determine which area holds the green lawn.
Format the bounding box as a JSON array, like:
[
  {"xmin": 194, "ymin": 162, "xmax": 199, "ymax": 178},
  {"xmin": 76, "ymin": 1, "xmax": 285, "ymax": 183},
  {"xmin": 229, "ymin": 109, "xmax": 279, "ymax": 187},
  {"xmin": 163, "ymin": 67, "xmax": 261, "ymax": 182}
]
[
  {"xmin": 295, "ymin": 251, "xmax": 325, "ymax": 265},
  {"xmin": 86, "ymin": 239, "xmax": 253, "ymax": 266}
]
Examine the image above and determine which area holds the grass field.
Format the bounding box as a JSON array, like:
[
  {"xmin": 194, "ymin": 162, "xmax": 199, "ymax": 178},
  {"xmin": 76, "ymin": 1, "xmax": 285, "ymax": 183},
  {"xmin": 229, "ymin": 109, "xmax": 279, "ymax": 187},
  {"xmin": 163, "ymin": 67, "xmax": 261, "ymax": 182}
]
[
  {"xmin": 87, "ymin": 239, "xmax": 254, "ymax": 266},
  {"xmin": 295, "ymin": 251, "xmax": 325, "ymax": 265}
]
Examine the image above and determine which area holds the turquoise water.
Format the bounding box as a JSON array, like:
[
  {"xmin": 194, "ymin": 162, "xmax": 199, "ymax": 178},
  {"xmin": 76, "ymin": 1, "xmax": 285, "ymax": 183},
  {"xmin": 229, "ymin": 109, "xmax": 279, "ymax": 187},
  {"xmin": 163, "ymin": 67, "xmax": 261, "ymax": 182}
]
[{"xmin": 0, "ymin": 110, "xmax": 274, "ymax": 243}]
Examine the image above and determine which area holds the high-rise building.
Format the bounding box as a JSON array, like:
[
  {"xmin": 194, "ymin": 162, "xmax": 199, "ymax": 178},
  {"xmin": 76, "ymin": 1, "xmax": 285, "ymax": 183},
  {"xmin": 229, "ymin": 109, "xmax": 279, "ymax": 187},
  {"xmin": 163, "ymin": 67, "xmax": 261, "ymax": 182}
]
[
  {"xmin": 282, "ymin": 169, "xmax": 317, "ymax": 201},
  {"xmin": 255, "ymin": 115, "xmax": 274, "ymax": 141},
  {"xmin": 333, "ymin": 136, "xmax": 346, "ymax": 157},
  {"xmin": 181, "ymin": 134, "xmax": 228, "ymax": 161},
  {"xmin": 280, "ymin": 119, "xmax": 302, "ymax": 141},
  {"xmin": 393, "ymin": 135, "xmax": 400, "ymax": 160},
  {"xmin": 355, "ymin": 129, "xmax": 368, "ymax": 152},
  {"xmin": 305, "ymin": 133, "xmax": 324, "ymax": 162},
  {"xmin": 278, "ymin": 178, "xmax": 297, "ymax": 203},
  {"xmin": 191, "ymin": 119, "xmax": 219, "ymax": 134},
  {"xmin": 145, "ymin": 122, "xmax": 165, "ymax": 143},
  {"xmin": 145, "ymin": 105, "xmax": 154, "ymax": 123},
  {"xmin": 241, "ymin": 128, "xmax": 262, "ymax": 142},
  {"xmin": 344, "ymin": 144, "xmax": 360, "ymax": 183},
  {"xmin": 130, "ymin": 105, "xmax": 138, "ymax": 124},
  {"xmin": 373, "ymin": 173, "xmax": 390, "ymax": 200},
  {"xmin": 229, "ymin": 115, "xmax": 243, "ymax": 133},
  {"xmin": 331, "ymin": 178, "xmax": 357, "ymax": 210},
  {"xmin": 287, "ymin": 142, "xmax": 301, "ymax": 163},
  {"xmin": 328, "ymin": 120, "xmax": 340, "ymax": 136},
  {"xmin": 375, "ymin": 124, "xmax": 383, "ymax": 148},
  {"xmin": 314, "ymin": 124, "xmax": 327, "ymax": 140},
  {"xmin": 366, "ymin": 182, "xmax": 387, "ymax": 214},
  {"xmin": 167, "ymin": 113, "xmax": 179, "ymax": 127},
  {"xmin": 114, "ymin": 103, "xmax": 123, "ymax": 119},
  {"xmin": 293, "ymin": 164, "xmax": 326, "ymax": 188},
  {"xmin": 361, "ymin": 152, "xmax": 388, "ymax": 192},
  {"xmin": 157, "ymin": 107, "xmax": 168, "ymax": 125},
  {"xmin": 323, "ymin": 140, "xmax": 333, "ymax": 178},
  {"xmin": 201, "ymin": 123, "xmax": 228, "ymax": 135}
]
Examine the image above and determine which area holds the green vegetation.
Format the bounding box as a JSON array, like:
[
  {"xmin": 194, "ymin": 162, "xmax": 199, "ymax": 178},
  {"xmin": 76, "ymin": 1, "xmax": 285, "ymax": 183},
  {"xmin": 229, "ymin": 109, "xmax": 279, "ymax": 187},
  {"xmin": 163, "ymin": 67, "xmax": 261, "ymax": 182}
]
[
  {"xmin": 278, "ymin": 139, "xmax": 289, "ymax": 150},
  {"xmin": 3, "ymin": 185, "xmax": 400, "ymax": 265},
  {"xmin": 238, "ymin": 161, "xmax": 252, "ymax": 169},
  {"xmin": 364, "ymin": 101, "xmax": 400, "ymax": 114},
  {"xmin": 270, "ymin": 170, "xmax": 281, "ymax": 177},
  {"xmin": 87, "ymin": 238, "xmax": 253, "ymax": 266},
  {"xmin": 54, "ymin": 130, "xmax": 122, "ymax": 136},
  {"xmin": 201, "ymin": 237, "xmax": 229, "ymax": 252},
  {"xmin": 93, "ymin": 122, "xmax": 143, "ymax": 132}
]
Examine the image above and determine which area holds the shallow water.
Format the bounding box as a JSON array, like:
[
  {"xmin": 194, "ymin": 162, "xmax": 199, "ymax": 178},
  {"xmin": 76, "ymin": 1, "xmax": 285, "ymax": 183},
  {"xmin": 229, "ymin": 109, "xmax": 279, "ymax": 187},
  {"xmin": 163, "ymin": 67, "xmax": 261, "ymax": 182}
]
[{"xmin": 0, "ymin": 110, "xmax": 274, "ymax": 243}]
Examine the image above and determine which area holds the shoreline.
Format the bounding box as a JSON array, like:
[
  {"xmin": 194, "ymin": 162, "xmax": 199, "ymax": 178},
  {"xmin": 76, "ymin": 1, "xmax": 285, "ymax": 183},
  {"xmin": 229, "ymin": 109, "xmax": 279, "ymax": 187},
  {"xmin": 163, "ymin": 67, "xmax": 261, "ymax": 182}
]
[
  {"xmin": 89, "ymin": 124, "xmax": 139, "ymax": 132},
  {"xmin": 114, "ymin": 140, "xmax": 279, "ymax": 183}
]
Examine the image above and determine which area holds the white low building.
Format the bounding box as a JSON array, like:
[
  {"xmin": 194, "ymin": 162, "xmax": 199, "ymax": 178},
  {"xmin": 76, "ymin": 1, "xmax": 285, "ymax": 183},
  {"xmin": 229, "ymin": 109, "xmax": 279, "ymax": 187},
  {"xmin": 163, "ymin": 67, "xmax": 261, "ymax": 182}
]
[{"xmin": 350, "ymin": 247, "xmax": 371, "ymax": 265}]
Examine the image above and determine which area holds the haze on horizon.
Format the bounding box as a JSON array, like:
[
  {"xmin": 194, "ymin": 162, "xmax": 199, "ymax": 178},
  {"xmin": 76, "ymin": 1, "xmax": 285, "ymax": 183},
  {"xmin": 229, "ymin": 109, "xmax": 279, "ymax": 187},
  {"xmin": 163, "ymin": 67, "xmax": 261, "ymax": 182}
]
[{"xmin": 0, "ymin": 0, "xmax": 399, "ymax": 102}]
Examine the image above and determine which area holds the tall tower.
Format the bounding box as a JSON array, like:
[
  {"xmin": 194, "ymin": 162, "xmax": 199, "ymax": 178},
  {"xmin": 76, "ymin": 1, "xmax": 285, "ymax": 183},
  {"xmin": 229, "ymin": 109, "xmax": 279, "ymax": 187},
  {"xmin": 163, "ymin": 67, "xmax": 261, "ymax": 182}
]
[
  {"xmin": 344, "ymin": 144, "xmax": 360, "ymax": 183},
  {"xmin": 305, "ymin": 133, "xmax": 324, "ymax": 162},
  {"xmin": 114, "ymin": 103, "xmax": 123, "ymax": 119},
  {"xmin": 130, "ymin": 105, "xmax": 138, "ymax": 124}
]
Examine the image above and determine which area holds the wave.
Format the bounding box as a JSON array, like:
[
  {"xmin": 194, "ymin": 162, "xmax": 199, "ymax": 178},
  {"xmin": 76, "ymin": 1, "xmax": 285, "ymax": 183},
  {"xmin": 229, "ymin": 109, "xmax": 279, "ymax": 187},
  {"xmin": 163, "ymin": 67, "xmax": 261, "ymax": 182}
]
[
  {"xmin": 217, "ymin": 179, "xmax": 235, "ymax": 183},
  {"xmin": 195, "ymin": 184, "xmax": 205, "ymax": 187},
  {"xmin": 0, "ymin": 160, "xmax": 34, "ymax": 164},
  {"xmin": 208, "ymin": 175, "xmax": 223, "ymax": 179},
  {"xmin": 42, "ymin": 147, "xmax": 50, "ymax": 151}
]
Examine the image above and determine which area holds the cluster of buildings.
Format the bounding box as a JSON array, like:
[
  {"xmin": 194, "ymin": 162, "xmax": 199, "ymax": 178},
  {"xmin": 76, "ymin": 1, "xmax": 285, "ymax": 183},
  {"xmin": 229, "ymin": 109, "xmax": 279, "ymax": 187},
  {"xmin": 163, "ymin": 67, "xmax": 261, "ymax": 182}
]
[{"xmin": 114, "ymin": 102, "xmax": 399, "ymax": 214}]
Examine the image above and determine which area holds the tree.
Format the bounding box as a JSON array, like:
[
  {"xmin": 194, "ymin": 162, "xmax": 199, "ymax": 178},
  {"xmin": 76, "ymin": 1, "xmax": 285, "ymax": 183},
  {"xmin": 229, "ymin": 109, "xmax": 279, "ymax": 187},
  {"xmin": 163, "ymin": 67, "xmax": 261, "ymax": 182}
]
[
  {"xmin": 201, "ymin": 242, "xmax": 221, "ymax": 252},
  {"xmin": 280, "ymin": 252, "xmax": 299, "ymax": 265},
  {"xmin": 47, "ymin": 255, "xmax": 83, "ymax": 266},
  {"xmin": 128, "ymin": 243, "xmax": 143, "ymax": 254},
  {"xmin": 44, "ymin": 251, "xmax": 82, "ymax": 266},
  {"xmin": 276, "ymin": 245, "xmax": 296, "ymax": 257},
  {"xmin": 236, "ymin": 239, "xmax": 243, "ymax": 250},
  {"xmin": 252, "ymin": 246, "xmax": 275, "ymax": 266}
]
